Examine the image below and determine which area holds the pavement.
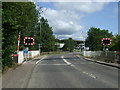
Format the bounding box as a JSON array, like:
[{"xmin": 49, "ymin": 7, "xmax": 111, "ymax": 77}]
[{"xmin": 2, "ymin": 53, "xmax": 119, "ymax": 89}]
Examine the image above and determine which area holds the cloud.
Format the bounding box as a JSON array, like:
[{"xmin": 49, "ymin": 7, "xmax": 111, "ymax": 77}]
[
  {"xmin": 35, "ymin": 0, "xmax": 119, "ymax": 2},
  {"xmin": 53, "ymin": 20, "xmax": 82, "ymax": 35},
  {"xmin": 56, "ymin": 32, "xmax": 85, "ymax": 40},
  {"xmin": 54, "ymin": 2, "xmax": 107, "ymax": 13},
  {"xmin": 42, "ymin": 8, "xmax": 83, "ymax": 35},
  {"xmin": 40, "ymin": 2, "xmax": 109, "ymax": 40}
]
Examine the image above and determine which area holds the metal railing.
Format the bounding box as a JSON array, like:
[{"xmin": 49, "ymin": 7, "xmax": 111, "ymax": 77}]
[{"xmin": 83, "ymin": 51, "xmax": 120, "ymax": 63}]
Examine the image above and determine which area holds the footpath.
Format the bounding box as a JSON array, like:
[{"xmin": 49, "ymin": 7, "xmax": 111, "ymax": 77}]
[{"xmin": 2, "ymin": 55, "xmax": 46, "ymax": 88}]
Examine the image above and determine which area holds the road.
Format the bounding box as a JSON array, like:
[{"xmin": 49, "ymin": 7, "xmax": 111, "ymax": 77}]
[{"xmin": 2, "ymin": 53, "xmax": 119, "ymax": 88}]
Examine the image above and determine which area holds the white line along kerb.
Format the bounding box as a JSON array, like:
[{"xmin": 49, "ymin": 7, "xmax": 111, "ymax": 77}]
[
  {"xmin": 61, "ymin": 56, "xmax": 71, "ymax": 65},
  {"xmin": 36, "ymin": 56, "xmax": 47, "ymax": 64}
]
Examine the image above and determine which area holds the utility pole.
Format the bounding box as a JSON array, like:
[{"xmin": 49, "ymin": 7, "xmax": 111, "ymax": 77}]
[
  {"xmin": 56, "ymin": 34, "xmax": 59, "ymax": 52},
  {"xmin": 39, "ymin": 21, "xmax": 41, "ymax": 55},
  {"xmin": 34, "ymin": 2, "xmax": 47, "ymax": 55}
]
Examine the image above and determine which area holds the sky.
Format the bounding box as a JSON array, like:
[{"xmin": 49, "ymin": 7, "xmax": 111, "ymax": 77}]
[{"xmin": 35, "ymin": 1, "xmax": 118, "ymax": 40}]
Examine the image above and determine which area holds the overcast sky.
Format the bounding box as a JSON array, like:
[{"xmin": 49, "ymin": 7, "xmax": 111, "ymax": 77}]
[{"xmin": 35, "ymin": 1, "xmax": 118, "ymax": 40}]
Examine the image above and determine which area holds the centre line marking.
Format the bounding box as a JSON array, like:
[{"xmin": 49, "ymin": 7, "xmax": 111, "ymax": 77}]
[
  {"xmin": 61, "ymin": 56, "xmax": 71, "ymax": 65},
  {"xmin": 61, "ymin": 56, "xmax": 97, "ymax": 79},
  {"xmin": 82, "ymin": 72, "xmax": 97, "ymax": 79}
]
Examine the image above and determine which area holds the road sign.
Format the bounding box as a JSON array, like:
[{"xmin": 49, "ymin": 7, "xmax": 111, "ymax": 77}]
[
  {"xmin": 24, "ymin": 37, "xmax": 35, "ymax": 45},
  {"xmin": 38, "ymin": 44, "xmax": 42, "ymax": 47},
  {"xmin": 101, "ymin": 38, "xmax": 112, "ymax": 45},
  {"xmin": 24, "ymin": 51, "xmax": 28, "ymax": 53}
]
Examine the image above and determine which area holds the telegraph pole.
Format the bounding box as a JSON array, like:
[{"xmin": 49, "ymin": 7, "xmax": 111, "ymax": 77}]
[
  {"xmin": 34, "ymin": 2, "xmax": 47, "ymax": 55},
  {"xmin": 39, "ymin": 21, "xmax": 41, "ymax": 55}
]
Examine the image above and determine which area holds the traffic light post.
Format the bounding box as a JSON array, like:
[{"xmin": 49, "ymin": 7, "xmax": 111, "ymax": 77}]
[
  {"xmin": 24, "ymin": 37, "xmax": 35, "ymax": 45},
  {"xmin": 101, "ymin": 38, "xmax": 112, "ymax": 57},
  {"xmin": 24, "ymin": 37, "xmax": 35, "ymax": 60},
  {"xmin": 38, "ymin": 44, "xmax": 42, "ymax": 55},
  {"xmin": 101, "ymin": 38, "xmax": 112, "ymax": 51}
]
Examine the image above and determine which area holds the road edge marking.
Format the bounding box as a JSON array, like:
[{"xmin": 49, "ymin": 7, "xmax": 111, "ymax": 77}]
[
  {"xmin": 36, "ymin": 55, "xmax": 47, "ymax": 64},
  {"xmin": 76, "ymin": 55, "xmax": 118, "ymax": 69}
]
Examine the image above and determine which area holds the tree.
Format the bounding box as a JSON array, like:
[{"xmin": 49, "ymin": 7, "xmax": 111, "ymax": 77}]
[
  {"xmin": 2, "ymin": 2, "xmax": 38, "ymax": 69},
  {"xmin": 35, "ymin": 17, "xmax": 55, "ymax": 52},
  {"xmin": 86, "ymin": 27, "xmax": 113, "ymax": 51},
  {"xmin": 110, "ymin": 35, "xmax": 120, "ymax": 51},
  {"xmin": 62, "ymin": 38, "xmax": 76, "ymax": 52}
]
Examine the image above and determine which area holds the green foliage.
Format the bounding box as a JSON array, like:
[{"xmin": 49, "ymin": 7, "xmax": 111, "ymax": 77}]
[
  {"xmin": 40, "ymin": 17, "xmax": 55, "ymax": 51},
  {"xmin": 2, "ymin": 2, "xmax": 38, "ymax": 69},
  {"xmin": 62, "ymin": 38, "xmax": 76, "ymax": 52},
  {"xmin": 86, "ymin": 27, "xmax": 113, "ymax": 51},
  {"xmin": 34, "ymin": 17, "xmax": 55, "ymax": 52},
  {"xmin": 110, "ymin": 35, "xmax": 120, "ymax": 51}
]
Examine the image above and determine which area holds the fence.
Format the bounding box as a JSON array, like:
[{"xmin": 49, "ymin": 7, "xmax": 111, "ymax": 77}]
[
  {"xmin": 28, "ymin": 51, "xmax": 40, "ymax": 58},
  {"xmin": 17, "ymin": 50, "xmax": 40, "ymax": 64},
  {"xmin": 82, "ymin": 51, "xmax": 120, "ymax": 63},
  {"xmin": 18, "ymin": 51, "xmax": 24, "ymax": 64}
]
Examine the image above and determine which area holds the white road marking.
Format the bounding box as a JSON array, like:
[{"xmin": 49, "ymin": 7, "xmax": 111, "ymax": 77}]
[
  {"xmin": 77, "ymin": 55, "xmax": 118, "ymax": 69},
  {"xmin": 85, "ymin": 58, "xmax": 118, "ymax": 69},
  {"xmin": 70, "ymin": 63, "xmax": 97, "ymax": 79},
  {"xmin": 36, "ymin": 56, "xmax": 47, "ymax": 64},
  {"xmin": 23, "ymin": 61, "xmax": 26, "ymax": 64},
  {"xmin": 70, "ymin": 64, "xmax": 79, "ymax": 70},
  {"xmin": 61, "ymin": 56, "xmax": 71, "ymax": 65},
  {"xmin": 82, "ymin": 72, "xmax": 97, "ymax": 79},
  {"xmin": 61, "ymin": 55, "xmax": 97, "ymax": 79}
]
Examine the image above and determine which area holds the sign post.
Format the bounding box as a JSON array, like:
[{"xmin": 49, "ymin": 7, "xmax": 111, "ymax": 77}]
[
  {"xmin": 24, "ymin": 37, "xmax": 35, "ymax": 45},
  {"xmin": 24, "ymin": 50, "xmax": 28, "ymax": 61},
  {"xmin": 101, "ymin": 38, "xmax": 112, "ymax": 51},
  {"xmin": 23, "ymin": 37, "xmax": 35, "ymax": 60},
  {"xmin": 23, "ymin": 47, "xmax": 29, "ymax": 61},
  {"xmin": 101, "ymin": 38, "xmax": 112, "ymax": 57},
  {"xmin": 38, "ymin": 44, "xmax": 42, "ymax": 55}
]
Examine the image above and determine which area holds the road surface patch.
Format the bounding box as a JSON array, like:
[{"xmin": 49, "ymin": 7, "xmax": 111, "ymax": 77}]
[
  {"xmin": 76, "ymin": 55, "xmax": 119, "ymax": 69},
  {"xmin": 61, "ymin": 55, "xmax": 98, "ymax": 79},
  {"xmin": 36, "ymin": 56, "xmax": 47, "ymax": 64},
  {"xmin": 39, "ymin": 64, "xmax": 69, "ymax": 65},
  {"xmin": 61, "ymin": 56, "xmax": 71, "ymax": 65},
  {"xmin": 82, "ymin": 72, "xmax": 97, "ymax": 79}
]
